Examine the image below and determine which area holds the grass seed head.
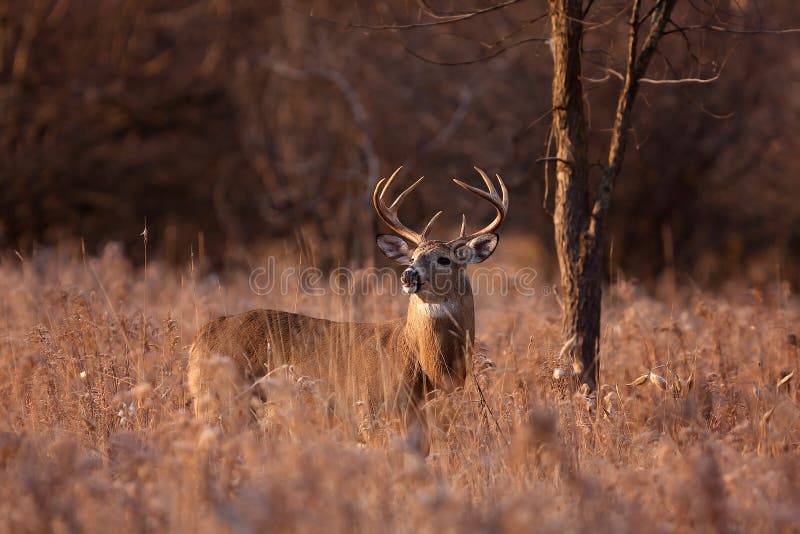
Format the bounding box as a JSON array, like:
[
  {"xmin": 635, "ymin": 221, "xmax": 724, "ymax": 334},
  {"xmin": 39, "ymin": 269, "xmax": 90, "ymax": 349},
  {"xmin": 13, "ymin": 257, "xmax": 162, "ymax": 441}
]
[
  {"xmin": 649, "ymin": 372, "xmax": 668, "ymax": 390},
  {"xmin": 776, "ymin": 371, "xmax": 794, "ymax": 389},
  {"xmin": 82, "ymin": 418, "xmax": 97, "ymax": 432},
  {"xmin": 762, "ymin": 406, "xmax": 776, "ymax": 425},
  {"xmin": 627, "ymin": 373, "xmax": 650, "ymax": 387},
  {"xmin": 552, "ymin": 368, "xmax": 567, "ymax": 380},
  {"xmin": 684, "ymin": 372, "xmax": 695, "ymax": 392}
]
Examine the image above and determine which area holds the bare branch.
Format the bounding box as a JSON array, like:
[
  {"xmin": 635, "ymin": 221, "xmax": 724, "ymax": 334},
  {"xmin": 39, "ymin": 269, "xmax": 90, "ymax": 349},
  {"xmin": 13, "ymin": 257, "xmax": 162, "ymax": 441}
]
[
  {"xmin": 586, "ymin": 58, "xmax": 726, "ymax": 86},
  {"xmin": 665, "ymin": 20, "xmax": 702, "ymax": 66},
  {"xmin": 587, "ymin": 0, "xmax": 678, "ymax": 251},
  {"xmin": 582, "ymin": 74, "xmax": 614, "ymax": 84},
  {"xmin": 536, "ymin": 156, "xmax": 574, "ymax": 167},
  {"xmin": 542, "ymin": 126, "xmax": 554, "ymax": 216},
  {"xmin": 637, "ymin": 2, "xmax": 662, "ymax": 27},
  {"xmin": 403, "ymin": 37, "xmax": 548, "ymax": 66},
  {"xmin": 664, "ymin": 24, "xmax": 800, "ymax": 36},
  {"xmin": 290, "ymin": 0, "xmax": 525, "ymax": 31},
  {"xmin": 581, "ymin": 5, "xmax": 630, "ymax": 32},
  {"xmin": 640, "ymin": 71, "xmax": 721, "ymax": 85},
  {"xmin": 484, "ymin": 12, "xmax": 549, "ymax": 48},
  {"xmin": 634, "ymin": 1, "xmax": 677, "ymax": 80},
  {"xmin": 644, "ymin": 43, "xmax": 733, "ymax": 85},
  {"xmin": 415, "ymin": 0, "xmax": 476, "ymax": 18},
  {"xmin": 582, "ymin": 0, "xmax": 596, "ymax": 19},
  {"xmin": 697, "ymin": 103, "xmax": 735, "ymax": 119},
  {"xmin": 595, "ymin": 66, "xmax": 625, "ymax": 82},
  {"xmin": 523, "ymin": 107, "xmax": 556, "ymax": 131}
]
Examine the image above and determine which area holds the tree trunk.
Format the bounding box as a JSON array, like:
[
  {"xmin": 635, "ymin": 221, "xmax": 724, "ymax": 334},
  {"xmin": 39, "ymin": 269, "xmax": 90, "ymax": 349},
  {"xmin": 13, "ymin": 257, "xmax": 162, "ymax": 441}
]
[
  {"xmin": 547, "ymin": 0, "xmax": 677, "ymax": 390},
  {"xmin": 548, "ymin": 0, "xmax": 600, "ymax": 389}
]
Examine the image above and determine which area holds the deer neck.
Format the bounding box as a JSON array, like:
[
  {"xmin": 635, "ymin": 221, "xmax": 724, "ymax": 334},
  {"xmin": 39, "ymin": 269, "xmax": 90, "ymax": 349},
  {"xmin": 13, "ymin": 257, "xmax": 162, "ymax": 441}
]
[{"xmin": 403, "ymin": 282, "xmax": 475, "ymax": 391}]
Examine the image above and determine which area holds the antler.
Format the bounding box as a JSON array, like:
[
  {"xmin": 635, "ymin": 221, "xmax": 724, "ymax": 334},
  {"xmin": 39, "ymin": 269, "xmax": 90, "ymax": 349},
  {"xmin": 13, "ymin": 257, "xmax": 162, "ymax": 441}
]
[
  {"xmin": 373, "ymin": 166, "xmax": 443, "ymax": 245},
  {"xmin": 448, "ymin": 167, "xmax": 508, "ymax": 245}
]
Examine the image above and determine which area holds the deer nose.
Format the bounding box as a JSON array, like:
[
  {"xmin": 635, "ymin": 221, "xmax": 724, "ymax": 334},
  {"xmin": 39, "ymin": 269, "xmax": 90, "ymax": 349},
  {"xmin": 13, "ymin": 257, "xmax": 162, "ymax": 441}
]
[
  {"xmin": 400, "ymin": 268, "xmax": 416, "ymax": 283},
  {"xmin": 400, "ymin": 268, "xmax": 420, "ymax": 294}
]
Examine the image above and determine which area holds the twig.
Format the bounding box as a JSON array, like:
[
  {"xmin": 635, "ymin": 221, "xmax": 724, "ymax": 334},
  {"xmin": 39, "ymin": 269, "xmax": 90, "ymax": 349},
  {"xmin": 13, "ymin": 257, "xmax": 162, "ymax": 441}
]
[
  {"xmin": 472, "ymin": 369, "xmax": 510, "ymax": 446},
  {"xmin": 664, "ymin": 24, "xmax": 800, "ymax": 36},
  {"xmin": 291, "ymin": 0, "xmax": 524, "ymax": 31},
  {"xmin": 536, "ymin": 156, "xmax": 574, "ymax": 167},
  {"xmin": 403, "ymin": 36, "xmax": 548, "ymax": 66}
]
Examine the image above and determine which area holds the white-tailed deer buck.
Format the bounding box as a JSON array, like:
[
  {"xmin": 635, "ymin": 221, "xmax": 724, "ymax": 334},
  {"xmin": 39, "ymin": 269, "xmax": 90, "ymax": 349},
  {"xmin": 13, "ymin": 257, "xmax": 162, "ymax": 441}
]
[{"xmin": 187, "ymin": 167, "xmax": 508, "ymax": 449}]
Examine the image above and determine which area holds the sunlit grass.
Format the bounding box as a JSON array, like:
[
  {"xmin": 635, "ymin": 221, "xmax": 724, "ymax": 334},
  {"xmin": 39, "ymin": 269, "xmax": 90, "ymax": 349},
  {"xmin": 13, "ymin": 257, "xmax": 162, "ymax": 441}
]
[{"xmin": 1, "ymin": 242, "xmax": 798, "ymax": 532}]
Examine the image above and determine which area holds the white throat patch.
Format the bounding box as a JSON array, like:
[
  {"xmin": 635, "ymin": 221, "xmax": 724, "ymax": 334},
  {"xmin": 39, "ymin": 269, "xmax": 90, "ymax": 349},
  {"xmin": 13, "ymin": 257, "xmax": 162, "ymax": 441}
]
[{"xmin": 414, "ymin": 301, "xmax": 457, "ymax": 319}]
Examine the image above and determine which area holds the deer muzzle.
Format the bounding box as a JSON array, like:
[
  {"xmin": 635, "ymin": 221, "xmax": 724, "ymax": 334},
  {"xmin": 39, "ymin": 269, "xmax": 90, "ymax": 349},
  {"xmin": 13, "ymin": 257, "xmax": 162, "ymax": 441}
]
[{"xmin": 400, "ymin": 268, "xmax": 420, "ymax": 295}]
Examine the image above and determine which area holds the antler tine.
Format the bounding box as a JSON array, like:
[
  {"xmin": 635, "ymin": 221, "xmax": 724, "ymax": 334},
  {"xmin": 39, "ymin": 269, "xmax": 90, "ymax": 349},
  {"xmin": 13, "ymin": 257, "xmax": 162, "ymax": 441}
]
[
  {"xmin": 420, "ymin": 210, "xmax": 443, "ymax": 241},
  {"xmin": 449, "ymin": 168, "xmax": 508, "ymax": 244},
  {"xmin": 382, "ymin": 165, "xmax": 403, "ymax": 191},
  {"xmin": 497, "ymin": 172, "xmax": 509, "ymax": 205},
  {"xmin": 380, "ymin": 166, "xmax": 404, "ymax": 201},
  {"xmin": 389, "ymin": 176, "xmax": 424, "ymax": 210},
  {"xmin": 474, "ymin": 167, "xmax": 497, "ymax": 196},
  {"xmin": 373, "ymin": 167, "xmax": 430, "ymax": 245}
]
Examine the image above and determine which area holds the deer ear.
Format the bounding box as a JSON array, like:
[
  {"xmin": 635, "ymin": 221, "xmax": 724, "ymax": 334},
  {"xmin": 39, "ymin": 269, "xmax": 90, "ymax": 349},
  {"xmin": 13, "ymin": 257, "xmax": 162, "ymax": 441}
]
[
  {"xmin": 455, "ymin": 233, "xmax": 499, "ymax": 264},
  {"xmin": 376, "ymin": 235, "xmax": 413, "ymax": 265}
]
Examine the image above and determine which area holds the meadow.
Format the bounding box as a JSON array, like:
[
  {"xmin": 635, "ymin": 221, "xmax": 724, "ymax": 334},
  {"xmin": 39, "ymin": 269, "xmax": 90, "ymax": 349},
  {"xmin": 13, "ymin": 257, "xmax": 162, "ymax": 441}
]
[{"xmin": 1, "ymin": 240, "xmax": 798, "ymax": 533}]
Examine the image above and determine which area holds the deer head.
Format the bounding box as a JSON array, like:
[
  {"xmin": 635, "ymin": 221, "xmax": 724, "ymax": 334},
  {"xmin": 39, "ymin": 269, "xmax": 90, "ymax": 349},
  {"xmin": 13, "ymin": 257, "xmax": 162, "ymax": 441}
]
[{"xmin": 373, "ymin": 166, "xmax": 508, "ymax": 302}]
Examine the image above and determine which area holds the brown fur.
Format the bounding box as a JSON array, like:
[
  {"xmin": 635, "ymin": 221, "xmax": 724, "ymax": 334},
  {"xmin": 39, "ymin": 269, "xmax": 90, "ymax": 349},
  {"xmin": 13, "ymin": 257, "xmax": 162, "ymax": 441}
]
[{"xmin": 187, "ymin": 241, "xmax": 481, "ymax": 438}]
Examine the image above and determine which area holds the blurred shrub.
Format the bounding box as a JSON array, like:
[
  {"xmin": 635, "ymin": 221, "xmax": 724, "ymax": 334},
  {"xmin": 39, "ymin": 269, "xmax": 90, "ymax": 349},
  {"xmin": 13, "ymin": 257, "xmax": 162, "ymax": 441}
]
[{"xmin": 0, "ymin": 0, "xmax": 797, "ymax": 285}]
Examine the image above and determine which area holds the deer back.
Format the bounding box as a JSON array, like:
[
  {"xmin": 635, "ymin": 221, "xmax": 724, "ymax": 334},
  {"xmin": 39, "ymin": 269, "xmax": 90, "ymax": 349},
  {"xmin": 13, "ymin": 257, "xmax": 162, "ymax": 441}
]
[{"xmin": 190, "ymin": 309, "xmax": 423, "ymax": 410}]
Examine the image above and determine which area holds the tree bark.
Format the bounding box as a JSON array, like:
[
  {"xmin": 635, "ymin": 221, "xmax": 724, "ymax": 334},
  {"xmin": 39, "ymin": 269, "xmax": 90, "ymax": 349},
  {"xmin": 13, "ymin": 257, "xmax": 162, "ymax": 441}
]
[
  {"xmin": 548, "ymin": 0, "xmax": 600, "ymax": 389},
  {"xmin": 548, "ymin": 0, "xmax": 676, "ymax": 390}
]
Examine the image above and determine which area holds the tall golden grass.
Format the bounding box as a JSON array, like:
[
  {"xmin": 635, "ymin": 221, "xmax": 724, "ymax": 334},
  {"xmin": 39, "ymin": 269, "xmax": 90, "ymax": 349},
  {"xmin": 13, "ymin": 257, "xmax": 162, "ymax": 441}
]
[{"xmin": 1, "ymin": 241, "xmax": 798, "ymax": 532}]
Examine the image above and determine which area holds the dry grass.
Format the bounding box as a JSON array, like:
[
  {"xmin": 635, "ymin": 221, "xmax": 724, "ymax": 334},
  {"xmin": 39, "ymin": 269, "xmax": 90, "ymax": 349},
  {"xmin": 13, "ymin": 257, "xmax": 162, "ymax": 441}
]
[{"xmin": 1, "ymin": 242, "xmax": 799, "ymax": 532}]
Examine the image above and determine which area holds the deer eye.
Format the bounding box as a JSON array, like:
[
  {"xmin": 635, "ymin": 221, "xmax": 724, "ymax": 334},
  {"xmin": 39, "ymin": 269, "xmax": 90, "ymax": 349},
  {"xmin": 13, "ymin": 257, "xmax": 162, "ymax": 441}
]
[{"xmin": 437, "ymin": 257, "xmax": 451, "ymax": 266}]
